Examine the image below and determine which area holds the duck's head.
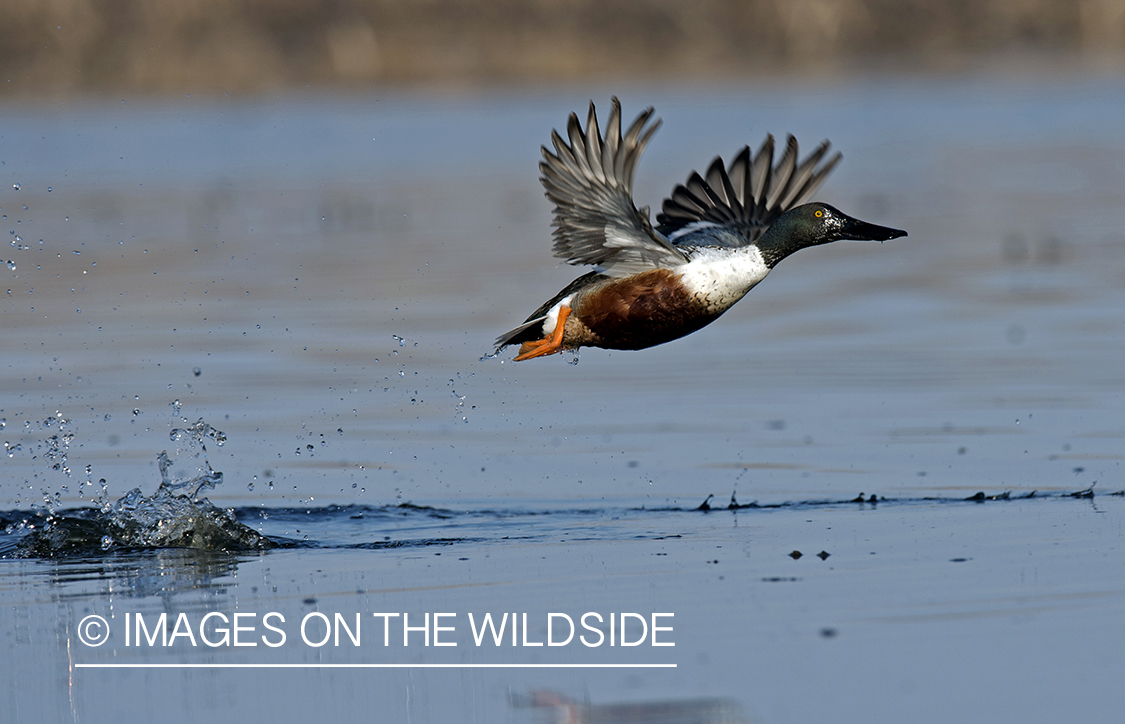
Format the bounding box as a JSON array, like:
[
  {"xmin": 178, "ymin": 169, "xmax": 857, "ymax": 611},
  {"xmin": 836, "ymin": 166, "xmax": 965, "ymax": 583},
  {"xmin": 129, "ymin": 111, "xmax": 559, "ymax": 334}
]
[{"xmin": 758, "ymin": 202, "xmax": 907, "ymax": 267}]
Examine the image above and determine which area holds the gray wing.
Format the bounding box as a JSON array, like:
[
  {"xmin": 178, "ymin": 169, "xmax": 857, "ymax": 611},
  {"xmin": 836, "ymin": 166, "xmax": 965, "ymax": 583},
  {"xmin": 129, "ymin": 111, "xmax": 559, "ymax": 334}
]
[
  {"xmin": 540, "ymin": 98, "xmax": 689, "ymax": 277},
  {"xmin": 656, "ymin": 135, "xmax": 842, "ymax": 244}
]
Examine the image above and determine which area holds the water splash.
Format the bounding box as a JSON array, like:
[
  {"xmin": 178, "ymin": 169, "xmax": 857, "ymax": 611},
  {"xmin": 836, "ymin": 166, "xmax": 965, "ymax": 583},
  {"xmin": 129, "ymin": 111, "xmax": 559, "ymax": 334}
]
[
  {"xmin": 43, "ymin": 429, "xmax": 74, "ymax": 477},
  {"xmin": 10, "ymin": 417, "xmax": 273, "ymax": 557},
  {"xmin": 163, "ymin": 416, "xmax": 226, "ymax": 490},
  {"xmin": 100, "ymin": 453, "xmax": 266, "ymax": 551}
]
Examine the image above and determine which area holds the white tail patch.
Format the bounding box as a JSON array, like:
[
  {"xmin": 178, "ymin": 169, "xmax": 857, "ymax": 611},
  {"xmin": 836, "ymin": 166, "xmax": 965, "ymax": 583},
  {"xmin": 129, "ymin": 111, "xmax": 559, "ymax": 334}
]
[{"xmin": 542, "ymin": 294, "xmax": 574, "ymax": 336}]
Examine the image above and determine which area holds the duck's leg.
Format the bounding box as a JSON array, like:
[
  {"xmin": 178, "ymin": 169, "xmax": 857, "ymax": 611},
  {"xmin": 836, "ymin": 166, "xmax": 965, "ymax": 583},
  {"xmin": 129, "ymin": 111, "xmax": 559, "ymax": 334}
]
[{"xmin": 514, "ymin": 306, "xmax": 571, "ymax": 361}]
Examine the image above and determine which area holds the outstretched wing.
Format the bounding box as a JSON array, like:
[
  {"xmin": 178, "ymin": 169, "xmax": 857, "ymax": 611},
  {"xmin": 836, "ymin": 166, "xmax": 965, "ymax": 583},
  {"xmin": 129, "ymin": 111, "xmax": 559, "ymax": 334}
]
[
  {"xmin": 540, "ymin": 98, "xmax": 689, "ymax": 277},
  {"xmin": 656, "ymin": 135, "xmax": 842, "ymax": 244}
]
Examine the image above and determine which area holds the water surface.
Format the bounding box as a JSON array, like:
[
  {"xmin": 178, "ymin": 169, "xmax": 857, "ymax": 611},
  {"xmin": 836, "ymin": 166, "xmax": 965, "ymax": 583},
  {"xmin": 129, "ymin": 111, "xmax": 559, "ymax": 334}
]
[{"xmin": 3, "ymin": 74, "xmax": 1125, "ymax": 723}]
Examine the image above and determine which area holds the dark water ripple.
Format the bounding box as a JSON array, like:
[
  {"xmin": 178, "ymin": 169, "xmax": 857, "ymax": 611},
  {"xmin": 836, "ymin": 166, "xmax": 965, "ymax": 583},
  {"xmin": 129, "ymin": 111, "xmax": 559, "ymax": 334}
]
[{"xmin": 2, "ymin": 485, "xmax": 1114, "ymax": 559}]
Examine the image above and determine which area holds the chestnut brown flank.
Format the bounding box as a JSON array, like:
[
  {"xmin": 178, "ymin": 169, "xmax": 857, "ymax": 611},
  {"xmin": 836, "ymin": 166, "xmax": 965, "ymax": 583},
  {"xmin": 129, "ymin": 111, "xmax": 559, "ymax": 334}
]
[{"xmin": 571, "ymin": 269, "xmax": 719, "ymax": 351}]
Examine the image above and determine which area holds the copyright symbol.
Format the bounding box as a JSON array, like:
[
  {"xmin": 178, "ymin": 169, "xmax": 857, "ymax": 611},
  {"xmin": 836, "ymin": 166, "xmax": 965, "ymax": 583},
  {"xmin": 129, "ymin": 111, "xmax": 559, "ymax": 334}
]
[{"xmin": 78, "ymin": 615, "xmax": 110, "ymax": 647}]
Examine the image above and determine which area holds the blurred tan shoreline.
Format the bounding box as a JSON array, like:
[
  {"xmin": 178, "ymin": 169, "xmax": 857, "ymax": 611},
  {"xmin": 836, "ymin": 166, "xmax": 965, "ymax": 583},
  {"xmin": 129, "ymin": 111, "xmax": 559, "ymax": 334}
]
[{"xmin": 4, "ymin": 0, "xmax": 1125, "ymax": 96}]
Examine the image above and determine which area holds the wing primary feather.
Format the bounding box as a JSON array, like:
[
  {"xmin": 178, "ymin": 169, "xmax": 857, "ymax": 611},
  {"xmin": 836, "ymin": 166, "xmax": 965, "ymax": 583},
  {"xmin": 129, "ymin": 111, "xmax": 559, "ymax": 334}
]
[
  {"xmin": 787, "ymin": 149, "xmax": 841, "ymax": 208},
  {"xmin": 713, "ymin": 158, "xmax": 744, "ymax": 219},
  {"xmin": 750, "ymin": 135, "xmax": 775, "ymax": 219},
  {"xmin": 602, "ymin": 100, "xmax": 621, "ymax": 180},
  {"xmin": 666, "ymin": 187, "xmax": 708, "ymax": 215},
  {"xmin": 567, "ymin": 112, "xmax": 595, "ymax": 181},
  {"xmin": 704, "ymin": 157, "xmax": 730, "ymax": 207},
  {"xmin": 778, "ymin": 140, "xmax": 830, "ymax": 209},
  {"xmin": 766, "ymin": 135, "xmax": 799, "ymax": 210},
  {"xmin": 540, "ymin": 166, "xmax": 586, "ymax": 199},
  {"xmin": 727, "ymin": 146, "xmax": 750, "ymax": 208},
  {"xmin": 621, "ymin": 109, "xmax": 659, "ymax": 185},
  {"xmin": 584, "ymin": 102, "xmax": 606, "ymax": 184},
  {"xmin": 550, "ymin": 128, "xmax": 584, "ymax": 183},
  {"xmin": 692, "ymin": 172, "xmax": 726, "ymax": 209}
]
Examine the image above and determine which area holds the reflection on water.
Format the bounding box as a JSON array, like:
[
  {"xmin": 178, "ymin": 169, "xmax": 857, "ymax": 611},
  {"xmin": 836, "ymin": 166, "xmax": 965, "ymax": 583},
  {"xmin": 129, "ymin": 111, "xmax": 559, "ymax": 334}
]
[
  {"xmin": 515, "ymin": 690, "xmax": 751, "ymax": 724},
  {"xmin": 39, "ymin": 549, "xmax": 245, "ymax": 602}
]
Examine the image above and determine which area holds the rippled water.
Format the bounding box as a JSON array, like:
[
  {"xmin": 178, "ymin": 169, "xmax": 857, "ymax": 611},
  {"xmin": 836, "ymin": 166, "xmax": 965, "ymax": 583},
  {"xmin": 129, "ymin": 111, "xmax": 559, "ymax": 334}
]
[{"xmin": 3, "ymin": 73, "xmax": 1125, "ymax": 723}]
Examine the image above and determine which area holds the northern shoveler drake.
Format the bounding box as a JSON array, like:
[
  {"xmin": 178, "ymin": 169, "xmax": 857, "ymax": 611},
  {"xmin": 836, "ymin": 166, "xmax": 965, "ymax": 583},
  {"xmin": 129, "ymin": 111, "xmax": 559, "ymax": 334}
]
[{"xmin": 494, "ymin": 98, "xmax": 907, "ymax": 361}]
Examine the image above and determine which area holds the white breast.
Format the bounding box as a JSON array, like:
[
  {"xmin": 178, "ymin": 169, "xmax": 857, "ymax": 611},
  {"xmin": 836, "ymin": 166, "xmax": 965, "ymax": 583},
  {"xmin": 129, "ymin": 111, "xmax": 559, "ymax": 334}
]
[{"xmin": 677, "ymin": 246, "xmax": 770, "ymax": 313}]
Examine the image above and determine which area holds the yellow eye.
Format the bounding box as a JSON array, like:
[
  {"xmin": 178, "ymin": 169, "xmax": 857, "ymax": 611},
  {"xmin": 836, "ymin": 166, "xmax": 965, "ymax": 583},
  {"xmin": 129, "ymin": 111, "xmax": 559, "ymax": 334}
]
[{"xmin": 814, "ymin": 209, "xmax": 823, "ymax": 217}]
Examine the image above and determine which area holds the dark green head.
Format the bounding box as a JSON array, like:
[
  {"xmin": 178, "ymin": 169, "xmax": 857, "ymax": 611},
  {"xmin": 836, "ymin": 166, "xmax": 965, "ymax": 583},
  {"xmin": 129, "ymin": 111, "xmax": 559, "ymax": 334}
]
[{"xmin": 758, "ymin": 203, "xmax": 907, "ymax": 268}]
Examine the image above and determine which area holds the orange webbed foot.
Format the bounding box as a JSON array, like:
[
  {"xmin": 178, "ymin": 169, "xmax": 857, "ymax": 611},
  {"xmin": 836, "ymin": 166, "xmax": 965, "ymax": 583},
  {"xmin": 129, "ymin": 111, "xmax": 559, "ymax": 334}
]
[{"xmin": 513, "ymin": 306, "xmax": 571, "ymax": 361}]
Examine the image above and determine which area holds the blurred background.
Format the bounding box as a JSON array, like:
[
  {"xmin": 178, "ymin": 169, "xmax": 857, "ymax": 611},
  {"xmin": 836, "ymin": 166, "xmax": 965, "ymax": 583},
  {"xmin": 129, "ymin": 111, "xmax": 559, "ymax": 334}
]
[
  {"xmin": 5, "ymin": 4, "xmax": 1125, "ymax": 724},
  {"xmin": 4, "ymin": 0, "xmax": 1125, "ymax": 94}
]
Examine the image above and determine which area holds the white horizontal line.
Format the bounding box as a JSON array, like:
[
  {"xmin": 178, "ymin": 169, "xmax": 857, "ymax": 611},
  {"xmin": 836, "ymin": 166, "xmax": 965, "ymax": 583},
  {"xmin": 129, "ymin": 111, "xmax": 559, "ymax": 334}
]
[{"xmin": 76, "ymin": 663, "xmax": 675, "ymax": 669}]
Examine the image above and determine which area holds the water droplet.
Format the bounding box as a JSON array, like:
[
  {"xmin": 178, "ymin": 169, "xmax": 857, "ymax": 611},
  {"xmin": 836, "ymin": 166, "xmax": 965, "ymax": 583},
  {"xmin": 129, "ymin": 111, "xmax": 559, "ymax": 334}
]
[
  {"xmin": 5, "ymin": 261, "xmax": 14, "ymax": 271},
  {"xmin": 12, "ymin": 183, "xmax": 20, "ymax": 190},
  {"xmin": 193, "ymin": 367, "xmax": 202, "ymax": 377}
]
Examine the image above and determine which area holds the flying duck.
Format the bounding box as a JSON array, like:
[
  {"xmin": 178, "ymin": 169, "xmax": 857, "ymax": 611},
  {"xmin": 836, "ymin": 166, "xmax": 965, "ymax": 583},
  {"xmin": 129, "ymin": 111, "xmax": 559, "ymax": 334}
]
[{"xmin": 494, "ymin": 98, "xmax": 906, "ymax": 361}]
